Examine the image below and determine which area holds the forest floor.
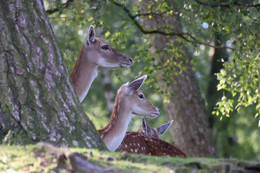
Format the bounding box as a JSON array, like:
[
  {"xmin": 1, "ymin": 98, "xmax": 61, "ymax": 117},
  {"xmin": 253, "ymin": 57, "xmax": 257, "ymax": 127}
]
[{"xmin": 0, "ymin": 143, "xmax": 259, "ymax": 173}]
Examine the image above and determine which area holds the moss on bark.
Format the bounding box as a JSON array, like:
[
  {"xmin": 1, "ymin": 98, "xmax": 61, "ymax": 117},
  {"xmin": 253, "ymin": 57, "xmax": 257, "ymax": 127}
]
[{"xmin": 0, "ymin": 0, "xmax": 106, "ymax": 149}]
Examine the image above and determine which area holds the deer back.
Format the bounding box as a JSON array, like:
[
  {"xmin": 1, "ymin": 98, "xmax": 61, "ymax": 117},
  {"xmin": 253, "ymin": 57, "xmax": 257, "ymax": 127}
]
[{"xmin": 118, "ymin": 132, "xmax": 187, "ymax": 158}]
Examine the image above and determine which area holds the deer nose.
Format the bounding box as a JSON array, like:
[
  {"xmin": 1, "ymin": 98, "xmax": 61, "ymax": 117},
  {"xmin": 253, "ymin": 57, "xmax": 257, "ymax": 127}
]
[
  {"xmin": 124, "ymin": 56, "xmax": 133, "ymax": 64},
  {"xmin": 128, "ymin": 57, "xmax": 133, "ymax": 64}
]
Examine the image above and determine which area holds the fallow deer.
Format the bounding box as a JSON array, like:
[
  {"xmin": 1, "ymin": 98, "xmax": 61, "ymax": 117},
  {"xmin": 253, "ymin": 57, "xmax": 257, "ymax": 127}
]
[
  {"xmin": 70, "ymin": 25, "xmax": 133, "ymax": 102},
  {"xmin": 138, "ymin": 117, "xmax": 173, "ymax": 139},
  {"xmin": 117, "ymin": 118, "xmax": 187, "ymax": 157},
  {"xmin": 97, "ymin": 75, "xmax": 160, "ymax": 151}
]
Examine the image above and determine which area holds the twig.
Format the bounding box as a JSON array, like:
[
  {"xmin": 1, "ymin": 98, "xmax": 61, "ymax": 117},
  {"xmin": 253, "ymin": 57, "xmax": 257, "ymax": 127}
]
[
  {"xmin": 132, "ymin": 11, "xmax": 168, "ymax": 18},
  {"xmin": 111, "ymin": 1, "xmax": 235, "ymax": 50},
  {"xmin": 46, "ymin": 0, "xmax": 74, "ymax": 15},
  {"xmin": 111, "ymin": 2, "xmax": 189, "ymax": 40}
]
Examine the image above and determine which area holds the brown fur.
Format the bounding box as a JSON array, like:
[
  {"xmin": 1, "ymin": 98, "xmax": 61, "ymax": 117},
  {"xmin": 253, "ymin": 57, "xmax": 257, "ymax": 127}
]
[
  {"xmin": 96, "ymin": 76, "xmax": 160, "ymax": 151},
  {"xmin": 70, "ymin": 26, "xmax": 132, "ymax": 102},
  {"xmin": 97, "ymin": 89, "xmax": 122, "ymax": 137},
  {"xmin": 118, "ymin": 132, "xmax": 187, "ymax": 158}
]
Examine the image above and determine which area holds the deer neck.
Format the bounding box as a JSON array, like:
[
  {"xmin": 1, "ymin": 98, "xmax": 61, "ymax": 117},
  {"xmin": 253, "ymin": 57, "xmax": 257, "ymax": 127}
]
[
  {"xmin": 70, "ymin": 45, "xmax": 98, "ymax": 102},
  {"xmin": 98, "ymin": 100, "xmax": 133, "ymax": 151}
]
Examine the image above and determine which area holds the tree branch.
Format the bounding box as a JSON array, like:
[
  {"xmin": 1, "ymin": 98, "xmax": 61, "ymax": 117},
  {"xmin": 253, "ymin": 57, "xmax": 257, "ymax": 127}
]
[
  {"xmin": 132, "ymin": 11, "xmax": 168, "ymax": 18},
  {"xmin": 111, "ymin": 1, "xmax": 235, "ymax": 50},
  {"xmin": 46, "ymin": 0, "xmax": 74, "ymax": 15}
]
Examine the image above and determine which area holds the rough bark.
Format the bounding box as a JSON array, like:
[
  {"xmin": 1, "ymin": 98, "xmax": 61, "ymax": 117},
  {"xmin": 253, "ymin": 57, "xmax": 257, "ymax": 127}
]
[
  {"xmin": 139, "ymin": 0, "xmax": 215, "ymax": 157},
  {"xmin": 0, "ymin": 0, "xmax": 105, "ymax": 149}
]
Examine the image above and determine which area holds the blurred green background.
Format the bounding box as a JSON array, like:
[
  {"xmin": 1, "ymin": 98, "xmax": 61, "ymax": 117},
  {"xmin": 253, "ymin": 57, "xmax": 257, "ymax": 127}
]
[{"xmin": 44, "ymin": 0, "xmax": 260, "ymax": 160}]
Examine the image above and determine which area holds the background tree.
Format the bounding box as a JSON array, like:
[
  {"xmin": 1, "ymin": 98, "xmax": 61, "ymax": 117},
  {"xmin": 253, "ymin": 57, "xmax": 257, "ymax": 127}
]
[
  {"xmin": 109, "ymin": 0, "xmax": 260, "ymax": 159},
  {"xmin": 43, "ymin": 0, "xmax": 259, "ymax": 160},
  {"xmin": 130, "ymin": 0, "xmax": 215, "ymax": 157},
  {"xmin": 0, "ymin": 0, "xmax": 105, "ymax": 149}
]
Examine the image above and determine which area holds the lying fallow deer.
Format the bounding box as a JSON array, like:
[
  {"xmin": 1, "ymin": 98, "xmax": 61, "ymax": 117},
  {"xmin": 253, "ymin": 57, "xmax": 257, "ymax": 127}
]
[
  {"xmin": 138, "ymin": 117, "xmax": 173, "ymax": 139},
  {"xmin": 97, "ymin": 75, "xmax": 160, "ymax": 151},
  {"xmin": 70, "ymin": 25, "xmax": 133, "ymax": 102},
  {"xmin": 117, "ymin": 118, "xmax": 187, "ymax": 157}
]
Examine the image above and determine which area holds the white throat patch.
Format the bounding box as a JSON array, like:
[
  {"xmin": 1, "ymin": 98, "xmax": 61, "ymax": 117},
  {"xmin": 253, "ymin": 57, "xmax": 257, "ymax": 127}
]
[
  {"xmin": 104, "ymin": 113, "xmax": 132, "ymax": 151},
  {"xmin": 97, "ymin": 57, "xmax": 119, "ymax": 68}
]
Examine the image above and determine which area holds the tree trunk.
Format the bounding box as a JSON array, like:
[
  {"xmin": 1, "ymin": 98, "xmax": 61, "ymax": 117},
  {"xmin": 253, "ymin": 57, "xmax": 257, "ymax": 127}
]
[
  {"xmin": 207, "ymin": 33, "xmax": 234, "ymax": 157},
  {"xmin": 207, "ymin": 33, "xmax": 229, "ymax": 127},
  {"xmin": 96, "ymin": 28, "xmax": 115, "ymax": 118},
  {"xmin": 139, "ymin": 0, "xmax": 215, "ymax": 157},
  {"xmin": 100, "ymin": 68, "xmax": 115, "ymax": 117},
  {"xmin": 0, "ymin": 0, "xmax": 105, "ymax": 149}
]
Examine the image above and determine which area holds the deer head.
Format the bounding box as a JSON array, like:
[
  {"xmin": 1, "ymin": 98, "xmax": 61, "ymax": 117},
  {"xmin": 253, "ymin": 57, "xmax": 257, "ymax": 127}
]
[
  {"xmin": 71, "ymin": 25, "xmax": 133, "ymax": 102},
  {"xmin": 85, "ymin": 25, "xmax": 133, "ymax": 68},
  {"xmin": 138, "ymin": 117, "xmax": 173, "ymax": 139},
  {"xmin": 116, "ymin": 75, "xmax": 160, "ymax": 117},
  {"xmin": 98, "ymin": 75, "xmax": 160, "ymax": 151},
  {"xmin": 117, "ymin": 118, "xmax": 187, "ymax": 158}
]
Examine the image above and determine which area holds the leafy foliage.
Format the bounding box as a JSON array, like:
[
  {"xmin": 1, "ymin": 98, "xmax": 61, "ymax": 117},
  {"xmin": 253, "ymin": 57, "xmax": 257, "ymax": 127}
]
[
  {"xmin": 44, "ymin": 0, "xmax": 260, "ymax": 160},
  {"xmin": 205, "ymin": 3, "xmax": 260, "ymax": 125}
]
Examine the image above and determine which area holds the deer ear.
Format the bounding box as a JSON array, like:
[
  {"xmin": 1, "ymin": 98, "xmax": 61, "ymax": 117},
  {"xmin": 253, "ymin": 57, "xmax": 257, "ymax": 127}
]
[
  {"xmin": 128, "ymin": 75, "xmax": 147, "ymax": 92},
  {"xmin": 141, "ymin": 117, "xmax": 151, "ymax": 135},
  {"xmin": 156, "ymin": 120, "xmax": 173, "ymax": 136},
  {"xmin": 87, "ymin": 25, "xmax": 95, "ymax": 44}
]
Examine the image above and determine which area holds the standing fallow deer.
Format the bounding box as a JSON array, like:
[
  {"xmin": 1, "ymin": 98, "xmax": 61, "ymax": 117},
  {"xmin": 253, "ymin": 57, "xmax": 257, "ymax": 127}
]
[
  {"xmin": 117, "ymin": 118, "xmax": 187, "ymax": 158},
  {"xmin": 97, "ymin": 75, "xmax": 160, "ymax": 151},
  {"xmin": 70, "ymin": 25, "xmax": 133, "ymax": 102}
]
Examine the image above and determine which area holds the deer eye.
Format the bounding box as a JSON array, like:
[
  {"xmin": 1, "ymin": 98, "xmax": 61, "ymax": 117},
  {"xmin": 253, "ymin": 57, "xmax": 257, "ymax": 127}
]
[
  {"xmin": 139, "ymin": 94, "xmax": 144, "ymax": 99},
  {"xmin": 102, "ymin": 45, "xmax": 109, "ymax": 50}
]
